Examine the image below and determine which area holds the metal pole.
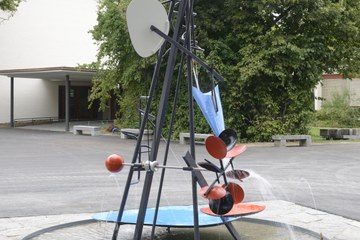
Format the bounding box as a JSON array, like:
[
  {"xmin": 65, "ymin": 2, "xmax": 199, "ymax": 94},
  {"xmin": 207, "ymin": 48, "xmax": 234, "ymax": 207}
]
[
  {"xmin": 183, "ymin": 152, "xmax": 241, "ymax": 240},
  {"xmin": 184, "ymin": 0, "xmax": 200, "ymax": 238},
  {"xmin": 65, "ymin": 75, "xmax": 70, "ymax": 132},
  {"xmin": 10, "ymin": 77, "xmax": 14, "ymax": 127},
  {"xmin": 150, "ymin": 26, "xmax": 224, "ymax": 83},
  {"xmin": 112, "ymin": 45, "xmax": 166, "ymax": 240},
  {"xmin": 133, "ymin": 1, "xmax": 187, "ymax": 239},
  {"xmin": 150, "ymin": 52, "xmax": 186, "ymax": 239}
]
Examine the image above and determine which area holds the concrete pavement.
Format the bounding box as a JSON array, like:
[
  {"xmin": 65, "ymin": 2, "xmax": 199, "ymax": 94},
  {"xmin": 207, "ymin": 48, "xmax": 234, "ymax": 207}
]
[
  {"xmin": 1, "ymin": 200, "xmax": 360, "ymax": 239},
  {"xmin": 0, "ymin": 126, "xmax": 359, "ymax": 239}
]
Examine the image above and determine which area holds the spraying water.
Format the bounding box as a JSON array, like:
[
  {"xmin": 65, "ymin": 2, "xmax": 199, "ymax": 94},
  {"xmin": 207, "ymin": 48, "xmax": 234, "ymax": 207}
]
[{"xmin": 245, "ymin": 169, "xmax": 298, "ymax": 240}]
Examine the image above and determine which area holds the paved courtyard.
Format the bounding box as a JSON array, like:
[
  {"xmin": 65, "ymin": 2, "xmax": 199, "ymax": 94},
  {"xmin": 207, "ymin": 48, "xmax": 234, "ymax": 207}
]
[{"xmin": 0, "ymin": 126, "xmax": 359, "ymax": 239}]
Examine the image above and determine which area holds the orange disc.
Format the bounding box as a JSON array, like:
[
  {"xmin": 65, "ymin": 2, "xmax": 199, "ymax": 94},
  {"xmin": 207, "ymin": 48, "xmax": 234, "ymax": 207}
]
[
  {"xmin": 226, "ymin": 144, "xmax": 247, "ymax": 158},
  {"xmin": 224, "ymin": 182, "xmax": 245, "ymax": 204},
  {"xmin": 199, "ymin": 185, "xmax": 226, "ymax": 200},
  {"xmin": 205, "ymin": 136, "xmax": 227, "ymax": 159},
  {"xmin": 201, "ymin": 203, "xmax": 266, "ymax": 217},
  {"xmin": 105, "ymin": 154, "xmax": 125, "ymax": 173}
]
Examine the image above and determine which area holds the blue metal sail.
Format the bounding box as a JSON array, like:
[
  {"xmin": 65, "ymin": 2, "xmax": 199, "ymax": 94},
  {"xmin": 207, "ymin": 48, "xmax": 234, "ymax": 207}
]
[{"xmin": 192, "ymin": 85, "xmax": 225, "ymax": 136}]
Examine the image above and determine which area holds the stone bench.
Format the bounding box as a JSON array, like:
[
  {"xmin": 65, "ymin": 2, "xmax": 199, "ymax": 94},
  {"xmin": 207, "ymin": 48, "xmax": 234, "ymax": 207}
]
[
  {"xmin": 73, "ymin": 125, "xmax": 100, "ymax": 136},
  {"xmin": 342, "ymin": 135, "xmax": 360, "ymax": 139},
  {"xmin": 179, "ymin": 133, "xmax": 213, "ymax": 144},
  {"xmin": 121, "ymin": 128, "xmax": 153, "ymax": 141},
  {"xmin": 320, "ymin": 128, "xmax": 359, "ymax": 140},
  {"xmin": 272, "ymin": 135, "xmax": 311, "ymax": 147}
]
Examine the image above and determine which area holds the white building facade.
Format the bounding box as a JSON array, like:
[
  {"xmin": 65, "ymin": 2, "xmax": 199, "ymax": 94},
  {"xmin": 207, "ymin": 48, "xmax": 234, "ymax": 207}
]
[
  {"xmin": 314, "ymin": 74, "xmax": 360, "ymax": 110},
  {"xmin": 0, "ymin": 0, "xmax": 100, "ymax": 124}
]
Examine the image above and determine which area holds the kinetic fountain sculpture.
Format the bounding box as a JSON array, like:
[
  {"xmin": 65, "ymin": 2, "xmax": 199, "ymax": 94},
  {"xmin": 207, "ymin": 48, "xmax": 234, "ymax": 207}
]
[{"xmin": 94, "ymin": 0, "xmax": 266, "ymax": 239}]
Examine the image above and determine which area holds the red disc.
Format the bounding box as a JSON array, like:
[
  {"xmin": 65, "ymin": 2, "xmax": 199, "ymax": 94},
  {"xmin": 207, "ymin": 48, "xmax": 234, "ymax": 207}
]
[
  {"xmin": 199, "ymin": 185, "xmax": 226, "ymax": 200},
  {"xmin": 105, "ymin": 154, "xmax": 125, "ymax": 173},
  {"xmin": 224, "ymin": 182, "xmax": 245, "ymax": 204},
  {"xmin": 226, "ymin": 144, "xmax": 247, "ymax": 158},
  {"xmin": 201, "ymin": 203, "xmax": 265, "ymax": 217},
  {"xmin": 205, "ymin": 136, "xmax": 227, "ymax": 159}
]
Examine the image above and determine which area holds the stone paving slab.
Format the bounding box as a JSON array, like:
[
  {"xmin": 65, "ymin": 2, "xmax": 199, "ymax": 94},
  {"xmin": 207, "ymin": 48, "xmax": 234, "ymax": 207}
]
[
  {"xmin": 251, "ymin": 200, "xmax": 360, "ymax": 240},
  {"xmin": 1, "ymin": 200, "xmax": 359, "ymax": 240},
  {"xmin": 0, "ymin": 213, "xmax": 92, "ymax": 240}
]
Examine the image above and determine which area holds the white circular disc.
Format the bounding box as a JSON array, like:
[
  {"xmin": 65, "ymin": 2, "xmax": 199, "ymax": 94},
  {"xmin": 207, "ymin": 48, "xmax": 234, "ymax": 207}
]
[{"xmin": 126, "ymin": 0, "xmax": 170, "ymax": 58}]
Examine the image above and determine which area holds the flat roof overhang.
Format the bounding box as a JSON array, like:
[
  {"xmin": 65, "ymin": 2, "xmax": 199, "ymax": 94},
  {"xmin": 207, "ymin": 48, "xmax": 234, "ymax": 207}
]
[
  {"xmin": 0, "ymin": 66, "xmax": 96, "ymax": 82},
  {"xmin": 0, "ymin": 66, "xmax": 97, "ymax": 131}
]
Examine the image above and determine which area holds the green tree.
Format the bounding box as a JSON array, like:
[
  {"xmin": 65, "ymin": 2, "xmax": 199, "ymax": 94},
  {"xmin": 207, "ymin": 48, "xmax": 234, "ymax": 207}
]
[
  {"xmin": 194, "ymin": 0, "xmax": 360, "ymax": 141},
  {"xmin": 89, "ymin": 0, "xmax": 206, "ymax": 134},
  {"xmin": 89, "ymin": 0, "xmax": 360, "ymax": 141},
  {"xmin": 0, "ymin": 0, "xmax": 22, "ymax": 21},
  {"xmin": 315, "ymin": 90, "xmax": 360, "ymax": 127},
  {"xmin": 89, "ymin": 0, "xmax": 155, "ymax": 128}
]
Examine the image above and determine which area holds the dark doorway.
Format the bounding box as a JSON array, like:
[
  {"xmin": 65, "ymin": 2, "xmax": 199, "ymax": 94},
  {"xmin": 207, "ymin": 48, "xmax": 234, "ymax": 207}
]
[{"xmin": 59, "ymin": 86, "xmax": 100, "ymax": 120}]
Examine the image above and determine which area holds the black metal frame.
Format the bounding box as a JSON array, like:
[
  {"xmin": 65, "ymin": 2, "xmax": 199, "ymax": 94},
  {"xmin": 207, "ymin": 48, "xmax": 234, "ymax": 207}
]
[{"xmin": 111, "ymin": 1, "xmax": 241, "ymax": 239}]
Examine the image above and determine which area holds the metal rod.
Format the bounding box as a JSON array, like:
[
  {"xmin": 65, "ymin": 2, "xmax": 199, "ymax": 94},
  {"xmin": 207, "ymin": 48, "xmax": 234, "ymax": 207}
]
[
  {"xmin": 112, "ymin": 33, "xmax": 167, "ymax": 240},
  {"xmin": 220, "ymin": 160, "xmax": 228, "ymax": 186},
  {"xmin": 65, "ymin": 75, "xmax": 70, "ymax": 132},
  {"xmin": 183, "ymin": 152, "xmax": 242, "ymax": 240},
  {"xmin": 157, "ymin": 165, "xmax": 205, "ymax": 171},
  {"xmin": 183, "ymin": 152, "xmax": 208, "ymax": 188},
  {"xmin": 121, "ymin": 162, "xmax": 209, "ymax": 172},
  {"xmin": 150, "ymin": 1, "xmax": 182, "ymax": 237},
  {"xmin": 150, "ymin": 25, "xmax": 225, "ymax": 82},
  {"xmin": 184, "ymin": 1, "xmax": 200, "ymax": 238},
  {"xmin": 224, "ymin": 221, "xmax": 242, "ymax": 240},
  {"xmin": 204, "ymin": 158, "xmax": 234, "ymax": 195},
  {"xmin": 10, "ymin": 77, "xmax": 14, "ymax": 128},
  {"xmin": 151, "ymin": 47, "xmax": 186, "ymax": 239},
  {"xmin": 133, "ymin": 1, "xmax": 187, "ymax": 239}
]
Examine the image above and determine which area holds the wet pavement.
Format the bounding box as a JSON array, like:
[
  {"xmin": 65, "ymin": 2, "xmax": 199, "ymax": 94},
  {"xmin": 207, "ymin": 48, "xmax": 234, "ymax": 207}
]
[{"xmin": 0, "ymin": 125, "xmax": 359, "ymax": 239}]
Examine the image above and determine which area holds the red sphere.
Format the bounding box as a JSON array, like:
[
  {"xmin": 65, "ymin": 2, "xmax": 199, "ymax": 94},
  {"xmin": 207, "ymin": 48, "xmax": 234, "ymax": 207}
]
[{"xmin": 105, "ymin": 154, "xmax": 125, "ymax": 173}]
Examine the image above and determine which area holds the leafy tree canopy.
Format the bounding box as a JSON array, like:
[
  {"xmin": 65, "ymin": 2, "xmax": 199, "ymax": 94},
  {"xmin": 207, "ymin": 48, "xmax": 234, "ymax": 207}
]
[
  {"xmin": 194, "ymin": 0, "xmax": 360, "ymax": 141},
  {"xmin": 89, "ymin": 0, "xmax": 360, "ymax": 141},
  {"xmin": 88, "ymin": 0, "xmax": 155, "ymax": 124},
  {"xmin": 0, "ymin": 0, "xmax": 21, "ymax": 11},
  {"xmin": 0, "ymin": 0, "xmax": 22, "ymax": 21}
]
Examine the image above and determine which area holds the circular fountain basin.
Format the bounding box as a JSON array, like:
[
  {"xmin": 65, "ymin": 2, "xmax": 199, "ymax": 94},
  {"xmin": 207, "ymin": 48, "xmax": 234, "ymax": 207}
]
[{"xmin": 23, "ymin": 218, "xmax": 324, "ymax": 240}]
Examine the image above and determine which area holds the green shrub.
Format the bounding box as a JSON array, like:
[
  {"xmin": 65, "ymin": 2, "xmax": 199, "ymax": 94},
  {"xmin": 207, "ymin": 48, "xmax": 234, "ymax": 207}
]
[{"xmin": 314, "ymin": 90, "xmax": 360, "ymax": 127}]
